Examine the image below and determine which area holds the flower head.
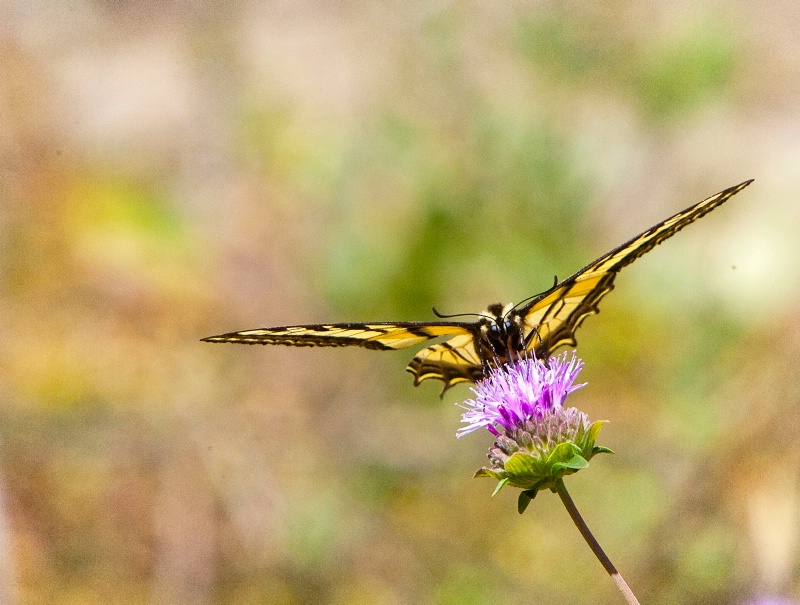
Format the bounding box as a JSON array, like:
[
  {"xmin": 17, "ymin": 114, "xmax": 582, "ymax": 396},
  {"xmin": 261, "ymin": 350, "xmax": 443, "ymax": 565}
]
[
  {"xmin": 458, "ymin": 352, "xmax": 611, "ymax": 512},
  {"xmin": 457, "ymin": 351, "xmax": 586, "ymax": 438}
]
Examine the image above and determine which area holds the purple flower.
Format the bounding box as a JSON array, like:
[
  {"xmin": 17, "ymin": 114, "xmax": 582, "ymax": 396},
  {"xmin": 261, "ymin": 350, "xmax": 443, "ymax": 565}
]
[
  {"xmin": 458, "ymin": 352, "xmax": 586, "ymax": 438},
  {"xmin": 460, "ymin": 352, "xmax": 610, "ymax": 506}
]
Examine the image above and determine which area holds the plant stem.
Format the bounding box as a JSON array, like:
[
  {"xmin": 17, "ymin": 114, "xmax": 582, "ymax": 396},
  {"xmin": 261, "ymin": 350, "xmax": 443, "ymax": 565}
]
[{"xmin": 555, "ymin": 478, "xmax": 640, "ymax": 605}]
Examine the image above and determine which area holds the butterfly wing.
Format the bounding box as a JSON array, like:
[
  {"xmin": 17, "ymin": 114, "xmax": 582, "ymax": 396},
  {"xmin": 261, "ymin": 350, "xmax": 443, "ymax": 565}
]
[
  {"xmin": 203, "ymin": 321, "xmax": 484, "ymax": 391},
  {"xmin": 406, "ymin": 334, "xmax": 485, "ymax": 391},
  {"xmin": 202, "ymin": 321, "xmax": 473, "ymax": 350},
  {"xmin": 519, "ymin": 179, "xmax": 753, "ymax": 357},
  {"xmin": 204, "ymin": 180, "xmax": 752, "ymax": 392}
]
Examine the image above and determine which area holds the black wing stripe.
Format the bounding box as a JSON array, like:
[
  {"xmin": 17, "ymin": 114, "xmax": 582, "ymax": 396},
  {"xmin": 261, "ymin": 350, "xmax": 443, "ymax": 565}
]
[{"xmin": 203, "ymin": 333, "xmax": 396, "ymax": 349}]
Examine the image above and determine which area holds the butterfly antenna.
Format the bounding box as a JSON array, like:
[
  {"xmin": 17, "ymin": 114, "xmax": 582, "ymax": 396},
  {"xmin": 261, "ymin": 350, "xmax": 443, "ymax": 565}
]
[
  {"xmin": 506, "ymin": 275, "xmax": 559, "ymax": 318},
  {"xmin": 431, "ymin": 306, "xmax": 482, "ymax": 320}
]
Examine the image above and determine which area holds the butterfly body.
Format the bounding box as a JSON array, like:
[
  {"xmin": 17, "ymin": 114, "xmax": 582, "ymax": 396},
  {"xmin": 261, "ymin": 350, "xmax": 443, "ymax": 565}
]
[
  {"xmin": 203, "ymin": 180, "xmax": 753, "ymax": 393},
  {"xmin": 472, "ymin": 303, "xmax": 529, "ymax": 362}
]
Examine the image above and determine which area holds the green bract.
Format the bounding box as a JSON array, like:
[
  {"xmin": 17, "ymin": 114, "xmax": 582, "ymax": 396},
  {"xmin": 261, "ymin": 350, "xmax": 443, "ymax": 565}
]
[{"xmin": 474, "ymin": 417, "xmax": 612, "ymax": 514}]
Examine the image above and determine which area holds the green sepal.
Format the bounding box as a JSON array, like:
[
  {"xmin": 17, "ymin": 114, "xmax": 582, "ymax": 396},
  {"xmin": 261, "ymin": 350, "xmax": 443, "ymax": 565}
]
[
  {"xmin": 580, "ymin": 420, "xmax": 612, "ymax": 461},
  {"xmin": 474, "ymin": 467, "xmax": 506, "ymax": 481},
  {"xmin": 518, "ymin": 489, "xmax": 537, "ymax": 514},
  {"xmin": 492, "ymin": 477, "xmax": 510, "ymax": 497},
  {"xmin": 504, "ymin": 451, "xmax": 548, "ymax": 489},
  {"xmin": 546, "ymin": 441, "xmax": 581, "ymax": 467},
  {"xmin": 586, "ymin": 420, "xmax": 607, "ymax": 446},
  {"xmin": 552, "ymin": 454, "xmax": 589, "ymax": 474}
]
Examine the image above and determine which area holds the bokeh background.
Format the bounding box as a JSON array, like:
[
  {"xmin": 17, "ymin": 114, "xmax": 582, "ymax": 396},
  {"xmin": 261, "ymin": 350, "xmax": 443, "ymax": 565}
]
[{"xmin": 2, "ymin": 2, "xmax": 800, "ymax": 604}]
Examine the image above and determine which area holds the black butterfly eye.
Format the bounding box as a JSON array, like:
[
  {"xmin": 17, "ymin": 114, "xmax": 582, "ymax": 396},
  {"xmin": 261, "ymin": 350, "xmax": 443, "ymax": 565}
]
[{"xmin": 489, "ymin": 324, "xmax": 500, "ymax": 335}]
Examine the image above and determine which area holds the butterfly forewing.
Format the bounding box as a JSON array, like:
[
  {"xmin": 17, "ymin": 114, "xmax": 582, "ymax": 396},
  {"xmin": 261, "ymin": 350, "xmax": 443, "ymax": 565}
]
[
  {"xmin": 518, "ymin": 180, "xmax": 753, "ymax": 358},
  {"xmin": 201, "ymin": 322, "xmax": 473, "ymax": 350}
]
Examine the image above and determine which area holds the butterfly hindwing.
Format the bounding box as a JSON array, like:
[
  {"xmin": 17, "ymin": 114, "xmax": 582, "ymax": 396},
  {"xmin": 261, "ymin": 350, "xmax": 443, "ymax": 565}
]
[
  {"xmin": 406, "ymin": 333, "xmax": 484, "ymax": 391},
  {"xmin": 519, "ymin": 180, "xmax": 753, "ymax": 357}
]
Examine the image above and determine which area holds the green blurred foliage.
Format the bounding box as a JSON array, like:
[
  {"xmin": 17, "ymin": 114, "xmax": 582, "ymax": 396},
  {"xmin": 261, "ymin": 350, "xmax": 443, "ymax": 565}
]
[
  {"xmin": 321, "ymin": 110, "xmax": 590, "ymax": 318},
  {"xmin": 518, "ymin": 12, "xmax": 738, "ymax": 122}
]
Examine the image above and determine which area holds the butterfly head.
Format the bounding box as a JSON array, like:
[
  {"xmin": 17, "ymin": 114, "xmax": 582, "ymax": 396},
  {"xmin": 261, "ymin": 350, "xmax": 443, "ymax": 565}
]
[{"xmin": 477, "ymin": 302, "xmax": 524, "ymax": 362}]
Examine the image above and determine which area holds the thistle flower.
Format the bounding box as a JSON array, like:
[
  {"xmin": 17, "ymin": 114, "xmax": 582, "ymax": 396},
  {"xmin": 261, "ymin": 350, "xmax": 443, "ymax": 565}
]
[{"xmin": 458, "ymin": 352, "xmax": 612, "ymax": 513}]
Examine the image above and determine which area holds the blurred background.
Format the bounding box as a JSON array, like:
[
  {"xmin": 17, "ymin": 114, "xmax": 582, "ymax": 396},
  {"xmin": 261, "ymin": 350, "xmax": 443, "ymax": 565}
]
[{"xmin": 2, "ymin": 1, "xmax": 799, "ymax": 604}]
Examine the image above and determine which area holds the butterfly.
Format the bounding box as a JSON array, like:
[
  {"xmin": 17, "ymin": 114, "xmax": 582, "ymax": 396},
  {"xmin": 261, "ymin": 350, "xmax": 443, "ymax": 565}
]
[{"xmin": 203, "ymin": 180, "xmax": 753, "ymax": 393}]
